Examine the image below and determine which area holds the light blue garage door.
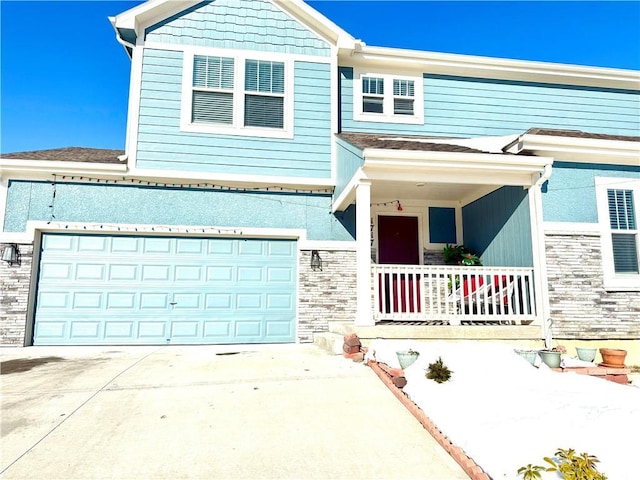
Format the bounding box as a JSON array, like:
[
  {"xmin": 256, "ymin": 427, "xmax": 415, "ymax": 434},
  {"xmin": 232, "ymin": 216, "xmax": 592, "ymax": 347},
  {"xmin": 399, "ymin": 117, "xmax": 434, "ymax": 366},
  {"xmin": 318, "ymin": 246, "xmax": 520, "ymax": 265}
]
[{"xmin": 33, "ymin": 234, "xmax": 297, "ymax": 345}]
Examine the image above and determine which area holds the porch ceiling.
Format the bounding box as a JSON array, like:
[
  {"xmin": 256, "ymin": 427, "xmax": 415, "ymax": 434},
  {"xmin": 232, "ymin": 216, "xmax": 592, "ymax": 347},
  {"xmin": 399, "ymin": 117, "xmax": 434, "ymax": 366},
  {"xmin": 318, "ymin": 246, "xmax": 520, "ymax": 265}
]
[{"xmin": 370, "ymin": 179, "xmax": 500, "ymax": 204}]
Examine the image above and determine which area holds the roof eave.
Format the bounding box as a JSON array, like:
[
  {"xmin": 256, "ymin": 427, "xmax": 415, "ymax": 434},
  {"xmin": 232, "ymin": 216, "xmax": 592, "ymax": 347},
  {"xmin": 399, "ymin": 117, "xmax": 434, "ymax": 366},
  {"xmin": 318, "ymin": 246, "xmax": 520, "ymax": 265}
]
[
  {"xmin": 506, "ymin": 134, "xmax": 640, "ymax": 165},
  {"xmin": 347, "ymin": 45, "xmax": 640, "ymax": 90}
]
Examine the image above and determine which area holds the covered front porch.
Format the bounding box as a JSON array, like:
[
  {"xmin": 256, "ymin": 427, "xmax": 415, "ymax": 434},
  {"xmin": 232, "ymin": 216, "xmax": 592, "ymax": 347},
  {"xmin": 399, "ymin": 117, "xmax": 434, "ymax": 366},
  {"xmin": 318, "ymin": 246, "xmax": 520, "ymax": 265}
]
[{"xmin": 333, "ymin": 132, "xmax": 553, "ymax": 338}]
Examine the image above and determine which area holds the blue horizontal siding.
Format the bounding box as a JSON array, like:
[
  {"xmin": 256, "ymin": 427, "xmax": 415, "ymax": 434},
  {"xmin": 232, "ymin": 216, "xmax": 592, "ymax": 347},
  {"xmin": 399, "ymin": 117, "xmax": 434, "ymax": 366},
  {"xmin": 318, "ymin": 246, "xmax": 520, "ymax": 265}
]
[
  {"xmin": 145, "ymin": 0, "xmax": 329, "ymax": 57},
  {"xmin": 4, "ymin": 181, "xmax": 354, "ymax": 242},
  {"xmin": 339, "ymin": 67, "xmax": 640, "ymax": 137},
  {"xmin": 543, "ymin": 162, "xmax": 640, "ymax": 223},
  {"xmin": 136, "ymin": 49, "xmax": 332, "ymax": 178}
]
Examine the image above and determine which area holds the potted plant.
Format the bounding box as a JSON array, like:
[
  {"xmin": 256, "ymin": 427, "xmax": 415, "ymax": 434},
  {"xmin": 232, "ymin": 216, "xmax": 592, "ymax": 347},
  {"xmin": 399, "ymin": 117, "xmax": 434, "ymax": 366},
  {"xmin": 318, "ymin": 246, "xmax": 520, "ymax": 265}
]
[
  {"xmin": 396, "ymin": 348, "xmax": 420, "ymax": 369},
  {"xmin": 443, "ymin": 244, "xmax": 483, "ymax": 266},
  {"xmin": 575, "ymin": 347, "xmax": 597, "ymax": 362},
  {"xmin": 538, "ymin": 347, "xmax": 562, "ymax": 368},
  {"xmin": 599, "ymin": 348, "xmax": 627, "ymax": 368},
  {"xmin": 514, "ymin": 349, "xmax": 538, "ymax": 366}
]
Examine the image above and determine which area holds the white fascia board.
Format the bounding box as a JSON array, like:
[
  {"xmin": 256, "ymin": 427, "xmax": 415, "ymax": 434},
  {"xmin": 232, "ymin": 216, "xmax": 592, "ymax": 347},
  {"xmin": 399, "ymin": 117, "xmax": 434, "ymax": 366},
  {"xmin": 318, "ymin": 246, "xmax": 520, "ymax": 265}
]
[
  {"xmin": 126, "ymin": 167, "xmax": 334, "ymax": 190},
  {"xmin": 349, "ymin": 46, "xmax": 640, "ymax": 90},
  {"xmin": 111, "ymin": 0, "xmax": 202, "ymax": 37},
  {"xmin": 363, "ymin": 149, "xmax": 551, "ymax": 169},
  {"xmin": 508, "ymin": 134, "xmax": 640, "ymax": 165},
  {"xmin": 0, "ymin": 160, "xmax": 127, "ymax": 178},
  {"xmin": 331, "ymin": 168, "xmax": 366, "ymax": 212},
  {"xmin": 0, "ymin": 161, "xmax": 334, "ymax": 191}
]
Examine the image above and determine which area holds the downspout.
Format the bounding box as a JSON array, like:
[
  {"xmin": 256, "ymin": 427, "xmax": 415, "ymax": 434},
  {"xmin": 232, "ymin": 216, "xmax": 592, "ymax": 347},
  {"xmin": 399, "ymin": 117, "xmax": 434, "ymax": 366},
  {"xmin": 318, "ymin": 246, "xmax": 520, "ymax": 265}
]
[{"xmin": 531, "ymin": 163, "xmax": 553, "ymax": 348}]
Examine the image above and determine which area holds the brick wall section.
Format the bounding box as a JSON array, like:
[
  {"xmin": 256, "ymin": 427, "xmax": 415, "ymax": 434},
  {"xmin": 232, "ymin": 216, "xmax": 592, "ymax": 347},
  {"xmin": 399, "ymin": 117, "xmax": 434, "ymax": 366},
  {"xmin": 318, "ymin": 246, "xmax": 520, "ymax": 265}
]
[
  {"xmin": 298, "ymin": 250, "xmax": 357, "ymax": 342},
  {"xmin": 545, "ymin": 233, "xmax": 640, "ymax": 339},
  {"xmin": 0, "ymin": 243, "xmax": 33, "ymax": 346}
]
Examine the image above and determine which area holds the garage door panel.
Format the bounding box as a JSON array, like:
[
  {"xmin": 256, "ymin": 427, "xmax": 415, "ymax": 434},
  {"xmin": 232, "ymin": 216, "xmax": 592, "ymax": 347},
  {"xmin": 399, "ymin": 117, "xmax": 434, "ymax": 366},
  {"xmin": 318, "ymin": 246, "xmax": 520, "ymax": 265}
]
[
  {"xmin": 104, "ymin": 321, "xmax": 135, "ymax": 338},
  {"xmin": 34, "ymin": 234, "xmax": 297, "ymax": 345}
]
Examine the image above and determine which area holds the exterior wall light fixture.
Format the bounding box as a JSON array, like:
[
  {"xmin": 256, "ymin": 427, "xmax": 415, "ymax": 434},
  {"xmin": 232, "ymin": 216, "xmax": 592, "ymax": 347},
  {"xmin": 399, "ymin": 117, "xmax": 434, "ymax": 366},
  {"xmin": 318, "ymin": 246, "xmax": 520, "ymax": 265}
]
[
  {"xmin": 2, "ymin": 244, "xmax": 20, "ymax": 266},
  {"xmin": 310, "ymin": 250, "xmax": 323, "ymax": 271}
]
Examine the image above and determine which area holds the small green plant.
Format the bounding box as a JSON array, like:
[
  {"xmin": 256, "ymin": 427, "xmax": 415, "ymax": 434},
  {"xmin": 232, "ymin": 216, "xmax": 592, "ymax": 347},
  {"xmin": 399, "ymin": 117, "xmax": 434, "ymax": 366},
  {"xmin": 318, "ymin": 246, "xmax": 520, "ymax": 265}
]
[
  {"xmin": 443, "ymin": 244, "xmax": 483, "ymax": 266},
  {"xmin": 517, "ymin": 448, "xmax": 607, "ymax": 480},
  {"xmin": 517, "ymin": 464, "xmax": 545, "ymax": 480},
  {"xmin": 425, "ymin": 357, "xmax": 452, "ymax": 383}
]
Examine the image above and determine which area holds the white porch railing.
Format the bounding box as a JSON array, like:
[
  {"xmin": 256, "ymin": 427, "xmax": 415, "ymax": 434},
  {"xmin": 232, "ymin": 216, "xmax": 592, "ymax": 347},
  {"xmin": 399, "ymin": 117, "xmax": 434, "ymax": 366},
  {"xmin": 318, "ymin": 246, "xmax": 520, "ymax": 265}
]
[{"xmin": 373, "ymin": 265, "xmax": 537, "ymax": 325}]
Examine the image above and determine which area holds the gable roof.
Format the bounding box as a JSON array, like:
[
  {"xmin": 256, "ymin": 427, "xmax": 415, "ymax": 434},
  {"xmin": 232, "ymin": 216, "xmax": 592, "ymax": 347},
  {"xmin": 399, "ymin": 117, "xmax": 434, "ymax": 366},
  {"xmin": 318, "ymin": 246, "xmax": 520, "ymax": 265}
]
[
  {"xmin": 110, "ymin": 0, "xmax": 357, "ymax": 57},
  {"xmin": 1, "ymin": 147, "xmax": 125, "ymax": 164}
]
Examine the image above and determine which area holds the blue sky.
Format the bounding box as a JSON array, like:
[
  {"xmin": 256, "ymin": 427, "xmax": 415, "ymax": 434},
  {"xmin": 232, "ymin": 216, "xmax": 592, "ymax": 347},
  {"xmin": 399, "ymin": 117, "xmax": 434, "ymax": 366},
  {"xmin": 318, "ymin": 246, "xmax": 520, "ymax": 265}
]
[{"xmin": 1, "ymin": 1, "xmax": 639, "ymax": 154}]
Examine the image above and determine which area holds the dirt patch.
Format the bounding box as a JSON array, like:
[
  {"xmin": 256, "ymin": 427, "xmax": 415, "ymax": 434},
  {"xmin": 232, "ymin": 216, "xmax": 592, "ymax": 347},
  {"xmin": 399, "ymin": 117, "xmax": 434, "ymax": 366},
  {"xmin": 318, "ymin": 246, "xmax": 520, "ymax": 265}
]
[{"xmin": 0, "ymin": 356, "xmax": 65, "ymax": 375}]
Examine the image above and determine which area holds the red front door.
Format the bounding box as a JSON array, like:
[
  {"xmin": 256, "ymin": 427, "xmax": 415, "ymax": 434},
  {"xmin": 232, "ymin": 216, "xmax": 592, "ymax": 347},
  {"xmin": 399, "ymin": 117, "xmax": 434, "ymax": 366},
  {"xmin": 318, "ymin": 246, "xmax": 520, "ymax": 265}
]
[
  {"xmin": 378, "ymin": 215, "xmax": 420, "ymax": 264},
  {"xmin": 377, "ymin": 216, "xmax": 421, "ymax": 314}
]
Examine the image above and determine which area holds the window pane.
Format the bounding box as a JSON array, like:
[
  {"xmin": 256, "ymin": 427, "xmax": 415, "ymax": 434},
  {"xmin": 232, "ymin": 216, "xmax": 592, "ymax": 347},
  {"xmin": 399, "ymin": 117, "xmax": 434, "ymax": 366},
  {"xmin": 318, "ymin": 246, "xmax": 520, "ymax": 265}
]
[
  {"xmin": 612, "ymin": 233, "xmax": 639, "ymax": 273},
  {"xmin": 608, "ymin": 189, "xmax": 635, "ymax": 230},
  {"xmin": 245, "ymin": 60, "xmax": 258, "ymax": 92},
  {"xmin": 393, "ymin": 79, "xmax": 414, "ymax": 97},
  {"xmin": 363, "ymin": 76, "xmax": 383, "ymax": 95},
  {"xmin": 244, "ymin": 94, "xmax": 283, "ymax": 128},
  {"xmin": 194, "ymin": 55, "xmax": 234, "ymax": 89},
  {"xmin": 192, "ymin": 91, "xmax": 233, "ymax": 124},
  {"xmin": 245, "ymin": 60, "xmax": 284, "ymax": 93},
  {"xmin": 394, "ymin": 98, "xmax": 414, "ymax": 115},
  {"xmin": 363, "ymin": 96, "xmax": 383, "ymax": 113}
]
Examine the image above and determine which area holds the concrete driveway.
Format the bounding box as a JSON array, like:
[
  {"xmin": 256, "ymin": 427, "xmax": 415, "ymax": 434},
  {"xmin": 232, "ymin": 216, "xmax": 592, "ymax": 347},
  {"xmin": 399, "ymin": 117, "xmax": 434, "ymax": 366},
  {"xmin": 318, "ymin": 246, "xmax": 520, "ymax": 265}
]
[{"xmin": 1, "ymin": 344, "xmax": 468, "ymax": 480}]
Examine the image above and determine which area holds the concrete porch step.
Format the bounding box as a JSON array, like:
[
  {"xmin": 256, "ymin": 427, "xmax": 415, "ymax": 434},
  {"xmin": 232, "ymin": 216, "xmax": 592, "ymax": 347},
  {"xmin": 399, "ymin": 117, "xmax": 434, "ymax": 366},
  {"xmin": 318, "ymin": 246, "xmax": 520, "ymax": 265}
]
[
  {"xmin": 326, "ymin": 321, "xmax": 542, "ymax": 343},
  {"xmin": 312, "ymin": 331, "xmax": 344, "ymax": 355}
]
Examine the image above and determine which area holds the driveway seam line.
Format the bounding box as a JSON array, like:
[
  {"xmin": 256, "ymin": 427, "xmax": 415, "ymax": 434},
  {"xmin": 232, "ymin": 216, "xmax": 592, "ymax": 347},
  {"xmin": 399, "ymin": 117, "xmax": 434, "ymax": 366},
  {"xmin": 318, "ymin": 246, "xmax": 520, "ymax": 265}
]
[{"xmin": 0, "ymin": 347, "xmax": 162, "ymax": 475}]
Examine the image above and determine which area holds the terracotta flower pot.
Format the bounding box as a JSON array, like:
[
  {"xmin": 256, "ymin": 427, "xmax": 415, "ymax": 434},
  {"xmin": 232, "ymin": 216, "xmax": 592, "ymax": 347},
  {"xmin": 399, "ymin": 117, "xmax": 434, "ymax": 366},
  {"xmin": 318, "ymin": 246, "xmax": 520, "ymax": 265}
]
[{"xmin": 599, "ymin": 348, "xmax": 627, "ymax": 368}]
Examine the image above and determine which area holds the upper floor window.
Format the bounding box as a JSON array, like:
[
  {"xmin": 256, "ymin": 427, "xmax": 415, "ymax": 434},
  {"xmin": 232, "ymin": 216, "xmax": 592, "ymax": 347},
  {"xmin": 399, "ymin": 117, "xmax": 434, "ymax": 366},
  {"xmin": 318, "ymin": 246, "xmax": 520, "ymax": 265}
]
[
  {"xmin": 596, "ymin": 177, "xmax": 640, "ymax": 290},
  {"xmin": 353, "ymin": 70, "xmax": 423, "ymax": 124},
  {"xmin": 181, "ymin": 50, "xmax": 292, "ymax": 138}
]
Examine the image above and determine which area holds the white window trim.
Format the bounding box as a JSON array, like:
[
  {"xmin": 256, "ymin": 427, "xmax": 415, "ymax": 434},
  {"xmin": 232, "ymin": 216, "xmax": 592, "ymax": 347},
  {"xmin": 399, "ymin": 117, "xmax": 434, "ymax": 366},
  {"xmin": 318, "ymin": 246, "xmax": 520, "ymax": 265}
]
[
  {"xmin": 180, "ymin": 49, "xmax": 294, "ymax": 139},
  {"xmin": 353, "ymin": 69, "xmax": 424, "ymax": 125},
  {"xmin": 595, "ymin": 176, "xmax": 640, "ymax": 291}
]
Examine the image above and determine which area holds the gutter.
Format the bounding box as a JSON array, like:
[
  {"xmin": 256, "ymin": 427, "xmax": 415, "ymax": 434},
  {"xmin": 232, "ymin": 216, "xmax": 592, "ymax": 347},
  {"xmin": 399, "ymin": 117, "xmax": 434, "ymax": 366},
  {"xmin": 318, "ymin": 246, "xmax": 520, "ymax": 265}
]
[{"xmin": 109, "ymin": 17, "xmax": 136, "ymax": 58}]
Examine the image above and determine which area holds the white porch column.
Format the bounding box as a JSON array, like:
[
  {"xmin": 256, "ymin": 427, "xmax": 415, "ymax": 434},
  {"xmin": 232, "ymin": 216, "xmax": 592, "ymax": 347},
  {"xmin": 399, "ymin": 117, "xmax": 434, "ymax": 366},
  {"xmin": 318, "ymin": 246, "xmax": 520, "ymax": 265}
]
[
  {"xmin": 529, "ymin": 166, "xmax": 553, "ymax": 347},
  {"xmin": 355, "ymin": 180, "xmax": 373, "ymax": 326}
]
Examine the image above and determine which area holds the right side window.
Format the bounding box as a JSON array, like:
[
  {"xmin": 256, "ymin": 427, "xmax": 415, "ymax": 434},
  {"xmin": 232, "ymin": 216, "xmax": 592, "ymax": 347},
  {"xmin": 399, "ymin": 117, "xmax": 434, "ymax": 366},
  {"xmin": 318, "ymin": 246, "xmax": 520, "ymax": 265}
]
[
  {"xmin": 607, "ymin": 188, "xmax": 638, "ymax": 274},
  {"xmin": 596, "ymin": 178, "xmax": 640, "ymax": 290}
]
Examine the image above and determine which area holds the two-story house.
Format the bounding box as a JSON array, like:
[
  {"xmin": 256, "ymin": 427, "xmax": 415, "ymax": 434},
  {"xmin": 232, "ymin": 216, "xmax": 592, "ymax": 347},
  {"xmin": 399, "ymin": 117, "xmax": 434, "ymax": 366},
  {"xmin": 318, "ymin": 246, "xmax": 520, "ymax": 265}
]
[{"xmin": 1, "ymin": 0, "xmax": 639, "ymax": 360}]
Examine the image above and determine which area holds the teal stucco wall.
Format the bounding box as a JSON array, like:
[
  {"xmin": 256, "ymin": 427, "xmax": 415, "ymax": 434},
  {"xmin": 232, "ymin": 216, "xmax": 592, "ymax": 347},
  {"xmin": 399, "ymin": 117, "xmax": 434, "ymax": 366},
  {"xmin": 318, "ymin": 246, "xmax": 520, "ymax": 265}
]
[{"xmin": 4, "ymin": 181, "xmax": 355, "ymax": 242}]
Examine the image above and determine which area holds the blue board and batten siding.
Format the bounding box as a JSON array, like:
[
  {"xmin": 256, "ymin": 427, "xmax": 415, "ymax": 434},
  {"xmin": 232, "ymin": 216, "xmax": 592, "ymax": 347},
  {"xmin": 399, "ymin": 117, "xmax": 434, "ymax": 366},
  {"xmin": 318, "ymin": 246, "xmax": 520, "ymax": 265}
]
[
  {"xmin": 34, "ymin": 234, "xmax": 297, "ymax": 345},
  {"xmin": 335, "ymin": 137, "xmax": 364, "ymax": 199},
  {"xmin": 135, "ymin": 0, "xmax": 333, "ymax": 178},
  {"xmin": 340, "ymin": 67, "xmax": 640, "ymax": 137},
  {"xmin": 543, "ymin": 162, "xmax": 640, "ymax": 223},
  {"xmin": 462, "ymin": 187, "xmax": 533, "ymax": 267},
  {"xmin": 145, "ymin": 0, "xmax": 330, "ymax": 57},
  {"xmin": 3, "ymin": 181, "xmax": 355, "ymax": 242}
]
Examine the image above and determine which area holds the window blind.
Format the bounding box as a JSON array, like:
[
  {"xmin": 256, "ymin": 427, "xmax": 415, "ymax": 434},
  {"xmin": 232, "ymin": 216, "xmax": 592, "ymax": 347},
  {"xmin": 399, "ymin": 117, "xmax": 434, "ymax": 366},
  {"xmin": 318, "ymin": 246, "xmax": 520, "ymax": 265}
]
[
  {"xmin": 244, "ymin": 59, "xmax": 284, "ymax": 128},
  {"xmin": 192, "ymin": 55, "xmax": 234, "ymax": 125},
  {"xmin": 608, "ymin": 189, "xmax": 638, "ymax": 273}
]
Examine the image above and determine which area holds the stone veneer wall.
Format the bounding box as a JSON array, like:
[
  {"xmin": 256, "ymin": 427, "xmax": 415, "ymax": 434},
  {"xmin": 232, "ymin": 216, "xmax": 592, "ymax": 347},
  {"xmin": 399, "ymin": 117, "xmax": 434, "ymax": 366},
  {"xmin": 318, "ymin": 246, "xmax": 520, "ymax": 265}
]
[
  {"xmin": 545, "ymin": 232, "xmax": 640, "ymax": 339},
  {"xmin": 0, "ymin": 243, "xmax": 33, "ymax": 346},
  {"xmin": 298, "ymin": 250, "xmax": 357, "ymax": 342}
]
